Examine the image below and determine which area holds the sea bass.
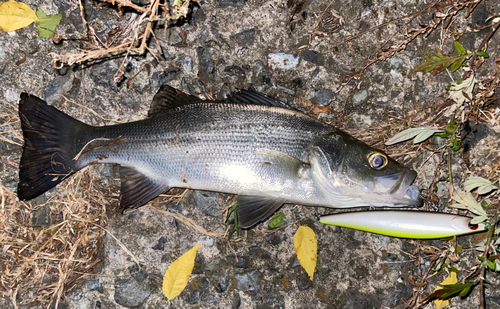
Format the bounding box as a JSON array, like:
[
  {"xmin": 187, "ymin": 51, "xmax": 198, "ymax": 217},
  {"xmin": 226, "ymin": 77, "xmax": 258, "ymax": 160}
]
[{"xmin": 18, "ymin": 85, "xmax": 422, "ymax": 228}]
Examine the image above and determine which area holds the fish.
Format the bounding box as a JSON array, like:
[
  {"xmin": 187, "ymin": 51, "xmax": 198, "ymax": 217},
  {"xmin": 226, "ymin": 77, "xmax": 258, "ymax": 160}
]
[
  {"xmin": 320, "ymin": 211, "xmax": 487, "ymax": 238},
  {"xmin": 17, "ymin": 85, "xmax": 422, "ymax": 228}
]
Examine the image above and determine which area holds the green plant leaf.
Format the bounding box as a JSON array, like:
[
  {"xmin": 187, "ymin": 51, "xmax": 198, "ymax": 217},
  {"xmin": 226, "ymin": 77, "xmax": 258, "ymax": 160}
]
[
  {"xmin": 385, "ymin": 127, "xmax": 444, "ymax": 145},
  {"xmin": 451, "ymin": 138, "xmax": 461, "ymax": 151},
  {"xmin": 269, "ymin": 212, "xmax": 285, "ymax": 229},
  {"xmin": 34, "ymin": 9, "xmax": 61, "ymax": 39},
  {"xmin": 414, "ymin": 42, "xmax": 472, "ymax": 75},
  {"xmin": 451, "ymin": 191, "xmax": 488, "ymax": 217},
  {"xmin": 476, "ymin": 51, "xmax": 489, "ymax": 58},
  {"xmin": 454, "ymin": 41, "xmax": 466, "ymax": 56},
  {"xmin": 423, "ymin": 280, "xmax": 476, "ymax": 302},
  {"xmin": 464, "ymin": 176, "xmax": 499, "ymax": 195},
  {"xmin": 450, "ymin": 57, "xmax": 465, "ymax": 72},
  {"xmin": 470, "ymin": 215, "xmax": 488, "ymax": 224}
]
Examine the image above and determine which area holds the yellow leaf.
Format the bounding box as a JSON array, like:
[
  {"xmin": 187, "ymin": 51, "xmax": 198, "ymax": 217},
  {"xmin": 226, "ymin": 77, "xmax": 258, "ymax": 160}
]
[
  {"xmin": 293, "ymin": 225, "xmax": 317, "ymax": 281},
  {"xmin": 433, "ymin": 272, "xmax": 457, "ymax": 309},
  {"xmin": 0, "ymin": 0, "xmax": 38, "ymax": 33},
  {"xmin": 162, "ymin": 243, "xmax": 200, "ymax": 301}
]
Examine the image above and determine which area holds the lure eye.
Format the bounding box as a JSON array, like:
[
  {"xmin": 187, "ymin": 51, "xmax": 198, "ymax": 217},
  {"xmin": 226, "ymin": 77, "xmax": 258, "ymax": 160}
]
[
  {"xmin": 468, "ymin": 222, "xmax": 479, "ymax": 230},
  {"xmin": 368, "ymin": 152, "xmax": 388, "ymax": 170}
]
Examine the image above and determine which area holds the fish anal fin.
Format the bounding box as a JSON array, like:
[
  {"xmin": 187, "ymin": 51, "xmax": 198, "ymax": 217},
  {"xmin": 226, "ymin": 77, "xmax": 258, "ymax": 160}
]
[
  {"xmin": 149, "ymin": 85, "xmax": 206, "ymax": 116},
  {"xmin": 237, "ymin": 195, "xmax": 285, "ymax": 228},
  {"xmin": 119, "ymin": 166, "xmax": 169, "ymax": 210}
]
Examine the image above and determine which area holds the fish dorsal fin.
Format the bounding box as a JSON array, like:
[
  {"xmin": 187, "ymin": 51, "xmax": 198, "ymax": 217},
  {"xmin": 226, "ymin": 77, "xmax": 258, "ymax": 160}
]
[
  {"xmin": 228, "ymin": 88, "xmax": 294, "ymax": 110},
  {"xmin": 149, "ymin": 85, "xmax": 294, "ymax": 116},
  {"xmin": 237, "ymin": 195, "xmax": 286, "ymax": 228},
  {"xmin": 149, "ymin": 85, "xmax": 207, "ymax": 116},
  {"xmin": 119, "ymin": 166, "xmax": 169, "ymax": 209}
]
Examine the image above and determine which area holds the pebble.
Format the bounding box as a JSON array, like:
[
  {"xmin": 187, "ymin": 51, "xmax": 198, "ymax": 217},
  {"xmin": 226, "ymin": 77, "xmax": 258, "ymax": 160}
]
[
  {"xmin": 258, "ymin": 290, "xmax": 285, "ymax": 308},
  {"xmin": 193, "ymin": 190, "xmax": 222, "ymax": 217},
  {"xmin": 312, "ymin": 88, "xmax": 333, "ymax": 104},
  {"xmin": 152, "ymin": 236, "xmax": 167, "ymax": 250},
  {"xmin": 219, "ymin": 0, "xmax": 246, "ymax": 6},
  {"xmin": 86, "ymin": 279, "xmax": 100, "ymax": 291},
  {"xmin": 128, "ymin": 264, "xmax": 148, "ymax": 283},
  {"xmin": 224, "ymin": 65, "xmax": 246, "ymax": 79},
  {"xmin": 89, "ymin": 61, "xmax": 120, "ymax": 92},
  {"xmin": 44, "ymin": 76, "xmax": 72, "ymax": 104},
  {"xmin": 268, "ymin": 53, "xmax": 299, "ymax": 71},
  {"xmin": 352, "ymin": 89, "xmax": 370, "ymax": 106},
  {"xmin": 182, "ymin": 56, "xmax": 193, "ymax": 74},
  {"xmin": 232, "ymin": 28, "xmax": 256, "ymax": 46},
  {"xmin": 233, "ymin": 269, "xmax": 260, "ymax": 292},
  {"xmin": 248, "ymin": 246, "xmax": 271, "ymax": 260},
  {"xmin": 183, "ymin": 276, "xmax": 210, "ymax": 304},
  {"xmin": 302, "ymin": 50, "xmax": 324, "ymax": 66},
  {"xmin": 296, "ymin": 272, "xmax": 312, "ymax": 291},
  {"xmin": 151, "ymin": 68, "xmax": 181, "ymax": 90},
  {"xmin": 226, "ymin": 255, "xmax": 249, "ymax": 268},
  {"xmin": 114, "ymin": 278, "xmax": 154, "ymax": 308},
  {"xmin": 197, "ymin": 47, "xmax": 215, "ymax": 83}
]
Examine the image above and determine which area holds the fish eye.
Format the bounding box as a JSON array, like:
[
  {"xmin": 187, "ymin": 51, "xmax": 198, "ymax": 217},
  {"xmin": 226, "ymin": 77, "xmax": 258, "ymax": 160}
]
[
  {"xmin": 468, "ymin": 222, "xmax": 479, "ymax": 230},
  {"xmin": 368, "ymin": 151, "xmax": 388, "ymax": 170}
]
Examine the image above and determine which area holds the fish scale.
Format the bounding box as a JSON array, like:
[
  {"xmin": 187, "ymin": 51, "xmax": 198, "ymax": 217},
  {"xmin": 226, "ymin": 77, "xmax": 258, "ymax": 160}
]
[{"xmin": 76, "ymin": 103, "xmax": 332, "ymax": 199}]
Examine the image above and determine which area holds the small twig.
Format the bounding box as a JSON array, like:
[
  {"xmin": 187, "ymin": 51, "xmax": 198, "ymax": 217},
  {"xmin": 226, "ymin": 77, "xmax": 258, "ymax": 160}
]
[
  {"xmin": 78, "ymin": 0, "xmax": 88, "ymax": 36},
  {"xmin": 314, "ymin": 0, "xmax": 336, "ymax": 28},
  {"xmin": 90, "ymin": 222, "xmax": 141, "ymax": 266},
  {"xmin": 469, "ymin": 19, "xmax": 500, "ymax": 67},
  {"xmin": 73, "ymin": 137, "xmax": 127, "ymax": 161},
  {"xmin": 346, "ymin": 11, "xmax": 418, "ymax": 42}
]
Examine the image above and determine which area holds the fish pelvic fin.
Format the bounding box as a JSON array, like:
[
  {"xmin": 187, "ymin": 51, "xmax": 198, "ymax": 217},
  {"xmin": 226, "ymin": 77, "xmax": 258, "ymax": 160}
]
[
  {"xmin": 237, "ymin": 195, "xmax": 286, "ymax": 228},
  {"xmin": 18, "ymin": 93, "xmax": 90, "ymax": 200},
  {"xmin": 119, "ymin": 166, "xmax": 169, "ymax": 210}
]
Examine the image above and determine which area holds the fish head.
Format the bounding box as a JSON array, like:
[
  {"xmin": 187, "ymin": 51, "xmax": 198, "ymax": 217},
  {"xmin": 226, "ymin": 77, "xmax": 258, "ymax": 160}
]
[{"xmin": 309, "ymin": 131, "xmax": 423, "ymax": 207}]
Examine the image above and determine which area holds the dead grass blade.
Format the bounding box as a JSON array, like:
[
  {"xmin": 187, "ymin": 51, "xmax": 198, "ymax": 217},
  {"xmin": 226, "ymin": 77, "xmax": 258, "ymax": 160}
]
[{"xmin": 148, "ymin": 206, "xmax": 224, "ymax": 238}]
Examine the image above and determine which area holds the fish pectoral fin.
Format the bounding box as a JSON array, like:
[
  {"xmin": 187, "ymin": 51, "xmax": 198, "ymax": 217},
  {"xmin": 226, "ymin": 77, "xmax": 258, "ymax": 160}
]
[
  {"xmin": 236, "ymin": 195, "xmax": 286, "ymax": 228},
  {"xmin": 119, "ymin": 166, "xmax": 169, "ymax": 210},
  {"xmin": 256, "ymin": 148, "xmax": 310, "ymax": 179},
  {"xmin": 149, "ymin": 85, "xmax": 210, "ymax": 116}
]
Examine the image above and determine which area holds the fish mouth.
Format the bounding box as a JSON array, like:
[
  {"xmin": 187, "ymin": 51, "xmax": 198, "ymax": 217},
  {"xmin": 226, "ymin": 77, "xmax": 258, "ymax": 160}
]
[{"xmin": 379, "ymin": 169, "xmax": 423, "ymax": 206}]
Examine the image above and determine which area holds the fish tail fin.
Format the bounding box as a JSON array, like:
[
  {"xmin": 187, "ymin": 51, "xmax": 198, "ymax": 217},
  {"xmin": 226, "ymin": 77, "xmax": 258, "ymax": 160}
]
[{"xmin": 18, "ymin": 93, "xmax": 90, "ymax": 200}]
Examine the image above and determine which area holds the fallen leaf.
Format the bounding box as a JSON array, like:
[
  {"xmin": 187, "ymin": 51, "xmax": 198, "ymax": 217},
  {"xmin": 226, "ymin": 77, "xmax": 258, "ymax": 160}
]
[
  {"xmin": 293, "ymin": 225, "xmax": 317, "ymax": 280},
  {"xmin": 35, "ymin": 9, "xmax": 61, "ymax": 38},
  {"xmin": 82, "ymin": 230, "xmax": 88, "ymax": 246},
  {"xmin": 0, "ymin": 0, "xmax": 37, "ymax": 32},
  {"xmin": 162, "ymin": 243, "xmax": 200, "ymax": 301},
  {"xmin": 433, "ymin": 272, "xmax": 457, "ymax": 309},
  {"xmin": 449, "ymin": 75, "xmax": 476, "ymax": 105},
  {"xmin": 300, "ymin": 96, "xmax": 312, "ymax": 107},
  {"xmin": 311, "ymin": 105, "xmax": 334, "ymax": 114}
]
